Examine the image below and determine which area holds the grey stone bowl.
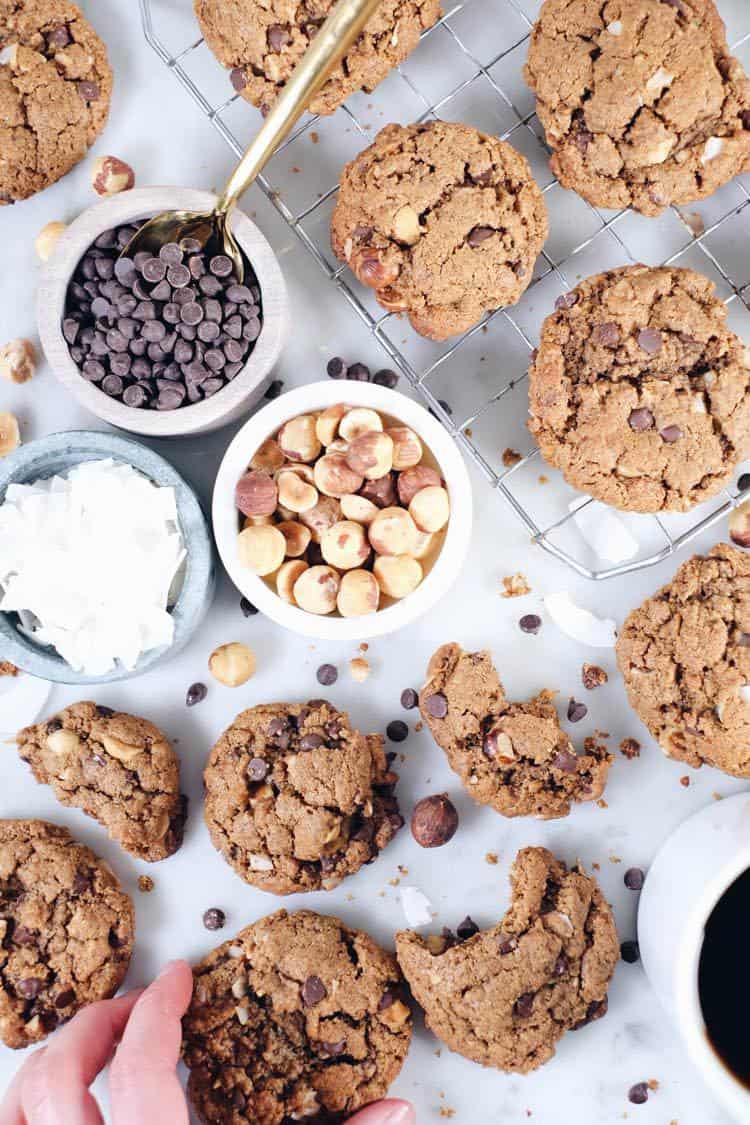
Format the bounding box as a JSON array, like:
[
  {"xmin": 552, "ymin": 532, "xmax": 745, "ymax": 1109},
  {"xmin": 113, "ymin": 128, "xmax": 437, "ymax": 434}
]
[{"xmin": 0, "ymin": 431, "xmax": 215, "ymax": 684}]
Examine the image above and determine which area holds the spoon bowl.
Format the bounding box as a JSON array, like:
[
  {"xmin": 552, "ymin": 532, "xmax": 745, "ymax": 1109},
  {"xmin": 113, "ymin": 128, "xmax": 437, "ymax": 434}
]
[{"xmin": 122, "ymin": 208, "xmax": 244, "ymax": 282}]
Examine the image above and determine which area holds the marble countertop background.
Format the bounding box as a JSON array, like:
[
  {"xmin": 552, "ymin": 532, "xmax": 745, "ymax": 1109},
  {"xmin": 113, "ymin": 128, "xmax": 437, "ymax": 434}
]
[{"xmin": 1, "ymin": 1, "xmax": 749, "ymax": 1121}]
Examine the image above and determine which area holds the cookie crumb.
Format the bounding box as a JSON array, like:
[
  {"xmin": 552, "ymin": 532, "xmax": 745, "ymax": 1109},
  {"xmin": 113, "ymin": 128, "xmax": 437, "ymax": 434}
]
[
  {"xmin": 349, "ymin": 656, "xmax": 371, "ymax": 682},
  {"xmin": 582, "ymin": 663, "xmax": 608, "ymax": 689},
  {"xmin": 439, "ymin": 1109, "xmax": 456, "ymax": 1119},
  {"xmin": 0, "ymin": 661, "xmax": 18, "ymax": 676},
  {"xmin": 415, "ymin": 720, "xmax": 423, "ymax": 732},
  {"xmin": 647, "ymin": 1079, "xmax": 659, "ymax": 1091},
  {"xmin": 538, "ymin": 474, "xmax": 549, "ymax": 484},
  {"xmin": 502, "ymin": 447, "xmax": 522, "ymax": 468},
  {"xmin": 713, "ymin": 791, "xmax": 723, "ymax": 801},
  {"xmin": 501, "ymin": 573, "xmax": 531, "ymax": 598},
  {"xmin": 310, "ymin": 131, "xmax": 319, "ymax": 143},
  {"xmin": 485, "ymin": 851, "xmax": 499, "ymax": 865},
  {"xmin": 609, "ymin": 854, "xmax": 621, "ymax": 863},
  {"xmin": 680, "ymin": 775, "xmax": 690, "ymax": 787},
  {"xmin": 597, "ymin": 798, "xmax": 609, "ymax": 809},
  {"xmin": 619, "ymin": 737, "xmax": 641, "ymax": 759},
  {"xmin": 137, "ymin": 875, "xmax": 154, "ymax": 893}
]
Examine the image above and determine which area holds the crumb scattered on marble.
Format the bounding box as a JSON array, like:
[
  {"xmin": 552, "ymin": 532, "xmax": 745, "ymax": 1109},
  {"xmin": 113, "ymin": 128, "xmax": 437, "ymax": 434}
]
[
  {"xmin": 620, "ymin": 738, "xmax": 641, "ymax": 760},
  {"xmin": 680, "ymin": 775, "xmax": 690, "ymax": 788},
  {"xmin": 415, "ymin": 720, "xmax": 423, "ymax": 732},
  {"xmin": 538, "ymin": 474, "xmax": 549, "ymax": 484},
  {"xmin": 597, "ymin": 798, "xmax": 609, "ymax": 809},
  {"xmin": 609, "ymin": 855, "xmax": 621, "ymax": 863},
  {"xmin": 502, "ymin": 448, "xmax": 521, "ymax": 468},
  {"xmin": 501, "ymin": 572, "xmax": 531, "ymax": 598},
  {"xmin": 713, "ymin": 792, "xmax": 723, "ymax": 801},
  {"xmin": 648, "ymin": 1080, "xmax": 659, "ymax": 1091},
  {"xmin": 582, "ymin": 663, "xmax": 608, "ymax": 689},
  {"xmin": 592, "ymin": 861, "xmax": 601, "ymax": 870},
  {"xmin": 0, "ymin": 661, "xmax": 18, "ymax": 676},
  {"xmin": 137, "ymin": 875, "xmax": 154, "ymax": 893},
  {"xmin": 310, "ymin": 131, "xmax": 319, "ymax": 143},
  {"xmin": 485, "ymin": 852, "xmax": 498, "ymax": 865}
]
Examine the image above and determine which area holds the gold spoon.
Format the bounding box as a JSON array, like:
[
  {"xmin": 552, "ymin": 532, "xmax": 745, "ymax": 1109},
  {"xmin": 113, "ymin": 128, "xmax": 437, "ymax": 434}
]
[{"xmin": 122, "ymin": 0, "xmax": 383, "ymax": 281}]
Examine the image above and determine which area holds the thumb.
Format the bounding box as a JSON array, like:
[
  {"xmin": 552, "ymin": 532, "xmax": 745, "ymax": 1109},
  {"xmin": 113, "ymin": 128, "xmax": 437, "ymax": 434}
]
[
  {"xmin": 109, "ymin": 960, "xmax": 193, "ymax": 1125},
  {"xmin": 347, "ymin": 1100, "xmax": 416, "ymax": 1124}
]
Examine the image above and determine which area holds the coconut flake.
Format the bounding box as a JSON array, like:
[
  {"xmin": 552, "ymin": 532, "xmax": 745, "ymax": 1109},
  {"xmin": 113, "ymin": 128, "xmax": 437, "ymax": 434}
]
[
  {"xmin": 569, "ymin": 499, "xmax": 639, "ymax": 564},
  {"xmin": 400, "ymin": 886, "xmax": 433, "ymax": 928},
  {"xmin": 544, "ymin": 592, "xmax": 617, "ymax": 648},
  {"xmin": 701, "ymin": 136, "xmax": 725, "ymax": 164}
]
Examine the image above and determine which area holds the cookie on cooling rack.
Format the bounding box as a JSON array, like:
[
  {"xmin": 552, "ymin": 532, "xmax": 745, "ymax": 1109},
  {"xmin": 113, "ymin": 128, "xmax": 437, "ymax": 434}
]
[
  {"xmin": 524, "ymin": 0, "xmax": 750, "ymax": 216},
  {"xmin": 617, "ymin": 543, "xmax": 750, "ymax": 778},
  {"xmin": 194, "ymin": 0, "xmax": 441, "ymax": 117},
  {"xmin": 528, "ymin": 264, "xmax": 750, "ymax": 513},
  {"xmin": 331, "ymin": 120, "xmax": 548, "ymax": 340},
  {"xmin": 0, "ymin": 0, "xmax": 112, "ymax": 204}
]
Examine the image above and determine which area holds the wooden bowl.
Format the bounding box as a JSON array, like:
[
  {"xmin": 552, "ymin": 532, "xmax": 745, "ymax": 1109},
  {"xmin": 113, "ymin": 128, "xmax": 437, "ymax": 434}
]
[{"xmin": 37, "ymin": 187, "xmax": 288, "ymax": 438}]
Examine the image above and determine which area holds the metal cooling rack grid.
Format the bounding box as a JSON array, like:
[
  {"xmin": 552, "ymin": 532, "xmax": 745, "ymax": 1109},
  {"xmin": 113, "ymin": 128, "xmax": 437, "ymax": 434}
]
[{"xmin": 140, "ymin": 0, "xmax": 750, "ymax": 579}]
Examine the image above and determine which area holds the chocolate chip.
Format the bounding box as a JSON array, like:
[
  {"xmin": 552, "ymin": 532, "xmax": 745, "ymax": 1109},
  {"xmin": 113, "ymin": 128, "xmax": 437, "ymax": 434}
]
[
  {"xmin": 497, "ymin": 933, "xmax": 518, "ymax": 955},
  {"xmin": 71, "ymin": 872, "xmax": 90, "ymax": 896},
  {"xmin": 554, "ymin": 291, "xmax": 579, "ymax": 311},
  {"xmin": 514, "ymin": 992, "xmax": 534, "ymax": 1018},
  {"xmin": 78, "ymin": 80, "xmax": 100, "ymax": 101},
  {"xmin": 593, "ymin": 322, "xmax": 620, "ymax": 347},
  {"xmin": 659, "ymin": 424, "xmax": 683, "ymax": 442},
  {"xmin": 519, "ymin": 613, "xmax": 542, "ymax": 635},
  {"xmin": 628, "ymin": 1083, "xmax": 649, "ymax": 1105},
  {"xmin": 425, "ymin": 692, "xmax": 448, "ymax": 718},
  {"xmin": 47, "ymin": 24, "xmax": 71, "ymax": 48},
  {"xmin": 327, "ymin": 356, "xmax": 347, "ymax": 379},
  {"xmin": 387, "ymin": 720, "xmax": 409, "ymax": 743},
  {"xmin": 55, "ymin": 988, "xmax": 76, "ymax": 1008},
  {"xmin": 267, "ymin": 23, "xmax": 290, "ymax": 50},
  {"xmin": 320, "ymin": 1037, "xmax": 347, "ymax": 1057},
  {"xmin": 247, "ymin": 758, "xmax": 269, "ymax": 783},
  {"xmin": 301, "ymin": 975, "xmax": 327, "ymax": 1007},
  {"xmin": 553, "ymin": 954, "xmax": 568, "ymax": 976},
  {"xmin": 347, "ymin": 362, "xmax": 370, "ymax": 382},
  {"xmin": 373, "ymin": 368, "xmax": 399, "ymax": 388},
  {"xmin": 265, "ymin": 378, "xmax": 283, "ymax": 399},
  {"xmin": 628, "ymin": 407, "xmax": 654, "ymax": 432},
  {"xmin": 411, "ymin": 794, "xmax": 458, "ymax": 848},
  {"xmin": 620, "ymin": 940, "xmax": 640, "ymax": 963},
  {"xmin": 567, "ymin": 698, "xmax": 588, "ymax": 722},
  {"xmin": 637, "ymin": 327, "xmax": 662, "ymax": 354},
  {"xmin": 456, "ymin": 916, "xmax": 479, "ymax": 941},
  {"xmin": 240, "ymin": 596, "xmax": 258, "ymax": 616},
  {"xmin": 624, "ymin": 867, "xmax": 645, "ymax": 890},
  {"xmin": 17, "ymin": 978, "xmax": 44, "ymax": 999},
  {"xmin": 210, "ymin": 255, "xmax": 234, "ymax": 278},
  {"xmin": 186, "ymin": 682, "xmax": 207, "ymax": 707},
  {"xmin": 737, "ymin": 473, "xmax": 750, "ymax": 493},
  {"xmin": 299, "ymin": 733, "xmax": 324, "ymax": 751},
  {"xmin": 202, "ymin": 908, "xmax": 226, "ymax": 931},
  {"xmin": 230, "ymin": 66, "xmax": 247, "ymax": 91},
  {"xmin": 378, "ymin": 989, "xmax": 396, "ymax": 1011},
  {"xmin": 316, "ymin": 663, "xmax": 338, "ymax": 686},
  {"xmin": 400, "ymin": 688, "xmax": 418, "ymax": 710},
  {"xmin": 552, "ymin": 748, "xmax": 578, "ymax": 773},
  {"xmin": 467, "ymin": 226, "xmax": 494, "ymax": 247}
]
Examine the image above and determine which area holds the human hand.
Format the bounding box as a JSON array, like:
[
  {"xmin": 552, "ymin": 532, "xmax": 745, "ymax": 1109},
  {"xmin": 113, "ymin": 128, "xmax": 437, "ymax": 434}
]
[{"xmin": 0, "ymin": 960, "xmax": 415, "ymax": 1125}]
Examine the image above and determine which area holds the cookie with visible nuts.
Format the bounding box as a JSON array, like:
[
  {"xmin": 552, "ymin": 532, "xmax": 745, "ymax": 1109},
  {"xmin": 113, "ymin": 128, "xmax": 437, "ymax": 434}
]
[
  {"xmin": 331, "ymin": 121, "xmax": 548, "ymax": 340},
  {"xmin": 396, "ymin": 845, "xmax": 618, "ymax": 1072},
  {"xmin": 419, "ymin": 643, "xmax": 612, "ymax": 819},
  {"xmin": 0, "ymin": 818, "xmax": 134, "ymax": 1048},
  {"xmin": 17, "ymin": 701, "xmax": 188, "ymax": 862},
  {"xmin": 528, "ymin": 265, "xmax": 750, "ymax": 513},
  {"xmin": 0, "ymin": 0, "xmax": 112, "ymax": 204},
  {"xmin": 183, "ymin": 908, "xmax": 412, "ymax": 1124},
  {"xmin": 616, "ymin": 542, "xmax": 750, "ymax": 777},
  {"xmin": 203, "ymin": 701, "xmax": 403, "ymax": 895}
]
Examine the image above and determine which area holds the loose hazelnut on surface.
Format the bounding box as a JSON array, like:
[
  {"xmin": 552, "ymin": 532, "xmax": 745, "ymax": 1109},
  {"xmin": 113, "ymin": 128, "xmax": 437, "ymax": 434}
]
[
  {"xmin": 209, "ymin": 642, "xmax": 257, "ymax": 686},
  {"xmin": 315, "ymin": 403, "xmax": 348, "ymax": 446},
  {"xmin": 35, "ymin": 221, "xmax": 66, "ymax": 262},
  {"xmin": 339, "ymin": 407, "xmax": 383, "ymax": 443},
  {"xmin": 411, "ymin": 794, "xmax": 459, "ymax": 848},
  {"xmin": 340, "ymin": 493, "xmax": 379, "ymax": 524},
  {"xmin": 314, "ymin": 452, "xmax": 364, "ymax": 498},
  {"xmin": 91, "ymin": 155, "xmax": 135, "ymax": 196},
  {"xmin": 293, "ymin": 565, "xmax": 340, "ymax": 615},
  {"xmin": 369, "ymin": 506, "xmax": 418, "ymax": 556},
  {"xmin": 730, "ymin": 500, "xmax": 750, "ymax": 548},
  {"xmin": 345, "ymin": 430, "xmax": 394, "ymax": 479},
  {"xmin": 349, "ymin": 656, "xmax": 371, "ymax": 682},
  {"xmin": 277, "ymin": 520, "xmax": 311, "ymax": 557},
  {"xmin": 299, "ymin": 496, "xmax": 341, "ymax": 541},
  {"xmin": 237, "ymin": 524, "xmax": 286, "ymax": 576},
  {"xmin": 277, "ymin": 559, "xmax": 308, "ymax": 603},
  {"xmin": 373, "ymin": 554, "xmax": 422, "ymax": 598},
  {"xmin": 409, "ymin": 485, "xmax": 450, "ymax": 533},
  {"xmin": 250, "ymin": 437, "xmax": 285, "ymax": 473},
  {"xmin": 235, "ymin": 470, "xmax": 278, "ymax": 517},
  {"xmin": 337, "ymin": 569, "xmax": 380, "ymax": 617},
  {"xmin": 0, "ymin": 412, "xmax": 20, "ymax": 456},
  {"xmin": 360, "ymin": 472, "xmax": 398, "ymax": 508},
  {"xmin": 387, "ymin": 426, "xmax": 422, "ymax": 470},
  {"xmin": 0, "ymin": 338, "xmax": 36, "ymax": 384},
  {"xmin": 277, "ymin": 469, "xmax": 318, "ymax": 514},
  {"xmin": 321, "ymin": 520, "xmax": 370, "ymax": 570},
  {"xmin": 278, "ymin": 414, "xmax": 321, "ymax": 463},
  {"xmin": 397, "ymin": 464, "xmax": 441, "ymax": 506}
]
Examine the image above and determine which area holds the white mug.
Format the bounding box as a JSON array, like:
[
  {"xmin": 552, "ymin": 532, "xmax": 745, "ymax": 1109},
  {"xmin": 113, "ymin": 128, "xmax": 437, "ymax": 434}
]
[{"xmin": 638, "ymin": 793, "xmax": 750, "ymax": 1121}]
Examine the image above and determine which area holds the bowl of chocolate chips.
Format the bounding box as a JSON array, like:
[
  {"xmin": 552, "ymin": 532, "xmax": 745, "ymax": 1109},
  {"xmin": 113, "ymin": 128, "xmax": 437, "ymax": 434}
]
[{"xmin": 37, "ymin": 187, "xmax": 288, "ymax": 437}]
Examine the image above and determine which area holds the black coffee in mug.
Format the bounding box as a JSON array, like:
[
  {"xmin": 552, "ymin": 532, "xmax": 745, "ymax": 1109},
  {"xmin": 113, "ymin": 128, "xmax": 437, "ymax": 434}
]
[{"xmin": 698, "ymin": 866, "xmax": 750, "ymax": 1087}]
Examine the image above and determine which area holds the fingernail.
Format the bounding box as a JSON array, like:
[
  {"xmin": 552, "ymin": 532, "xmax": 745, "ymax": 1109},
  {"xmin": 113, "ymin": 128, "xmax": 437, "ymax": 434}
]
[{"xmin": 381, "ymin": 1104, "xmax": 415, "ymax": 1125}]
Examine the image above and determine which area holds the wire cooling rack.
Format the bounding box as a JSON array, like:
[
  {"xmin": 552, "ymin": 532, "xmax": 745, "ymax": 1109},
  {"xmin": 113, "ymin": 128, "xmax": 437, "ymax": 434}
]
[{"xmin": 140, "ymin": 0, "xmax": 750, "ymax": 579}]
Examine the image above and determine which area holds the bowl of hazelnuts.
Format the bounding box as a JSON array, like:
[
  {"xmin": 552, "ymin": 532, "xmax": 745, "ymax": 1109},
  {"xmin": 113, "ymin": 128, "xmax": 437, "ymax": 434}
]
[{"xmin": 212, "ymin": 380, "xmax": 472, "ymax": 639}]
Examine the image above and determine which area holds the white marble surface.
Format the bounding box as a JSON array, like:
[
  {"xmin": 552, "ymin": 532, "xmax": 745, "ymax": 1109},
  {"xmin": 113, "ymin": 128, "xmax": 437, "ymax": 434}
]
[{"xmin": 1, "ymin": 0, "xmax": 749, "ymax": 1121}]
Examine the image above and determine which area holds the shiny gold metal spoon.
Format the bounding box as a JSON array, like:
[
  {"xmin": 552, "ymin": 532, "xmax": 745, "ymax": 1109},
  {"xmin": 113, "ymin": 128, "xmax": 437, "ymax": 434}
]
[{"xmin": 122, "ymin": 0, "xmax": 383, "ymax": 281}]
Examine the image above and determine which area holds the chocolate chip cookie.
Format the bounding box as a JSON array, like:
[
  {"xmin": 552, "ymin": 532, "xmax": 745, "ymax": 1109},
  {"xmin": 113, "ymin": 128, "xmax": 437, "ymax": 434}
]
[
  {"xmin": 0, "ymin": 0, "xmax": 112, "ymax": 204},
  {"xmin": 203, "ymin": 701, "xmax": 403, "ymax": 895},
  {"xmin": 420, "ymin": 643, "xmax": 611, "ymax": 818},
  {"xmin": 0, "ymin": 819, "xmax": 134, "ymax": 1049},
  {"xmin": 528, "ymin": 265, "xmax": 750, "ymax": 513},
  {"xmin": 525, "ymin": 0, "xmax": 750, "ymax": 216},
  {"xmin": 194, "ymin": 0, "xmax": 441, "ymax": 117},
  {"xmin": 183, "ymin": 908, "xmax": 412, "ymax": 1123},
  {"xmin": 396, "ymin": 846, "xmax": 619, "ymax": 1072},
  {"xmin": 617, "ymin": 543, "xmax": 750, "ymax": 777},
  {"xmin": 17, "ymin": 702, "xmax": 188, "ymax": 863},
  {"xmin": 331, "ymin": 121, "xmax": 548, "ymax": 340}
]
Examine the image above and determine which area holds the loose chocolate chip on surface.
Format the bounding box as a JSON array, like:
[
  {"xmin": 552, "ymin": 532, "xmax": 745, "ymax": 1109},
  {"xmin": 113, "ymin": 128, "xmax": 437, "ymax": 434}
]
[
  {"xmin": 628, "ymin": 1083, "xmax": 649, "ymax": 1105},
  {"xmin": 620, "ymin": 940, "xmax": 640, "ymax": 963},
  {"xmin": 519, "ymin": 614, "xmax": 542, "ymax": 635},
  {"xmin": 567, "ymin": 698, "xmax": 588, "ymax": 722},
  {"xmin": 737, "ymin": 473, "xmax": 750, "ymax": 493},
  {"xmin": 265, "ymin": 379, "xmax": 283, "ymax": 399},
  {"xmin": 301, "ymin": 974, "xmax": 327, "ymax": 1007},
  {"xmin": 411, "ymin": 794, "xmax": 458, "ymax": 848},
  {"xmin": 203, "ymin": 908, "xmax": 226, "ymax": 931},
  {"xmin": 425, "ymin": 692, "xmax": 448, "ymax": 718},
  {"xmin": 400, "ymin": 688, "xmax": 418, "ymax": 710},
  {"xmin": 347, "ymin": 362, "xmax": 370, "ymax": 382},
  {"xmin": 387, "ymin": 720, "xmax": 409, "ymax": 743},
  {"xmin": 186, "ymin": 682, "xmax": 207, "ymax": 707},
  {"xmin": 316, "ymin": 663, "xmax": 338, "ymax": 686},
  {"xmin": 624, "ymin": 867, "xmax": 645, "ymax": 890},
  {"xmin": 327, "ymin": 356, "xmax": 347, "ymax": 379},
  {"xmin": 456, "ymin": 916, "xmax": 479, "ymax": 941},
  {"xmin": 373, "ymin": 368, "xmax": 399, "ymax": 388}
]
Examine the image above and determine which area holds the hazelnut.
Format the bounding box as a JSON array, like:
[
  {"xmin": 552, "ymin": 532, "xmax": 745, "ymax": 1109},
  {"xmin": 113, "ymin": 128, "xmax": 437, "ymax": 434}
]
[
  {"xmin": 387, "ymin": 426, "xmax": 423, "ymax": 470},
  {"xmin": 314, "ymin": 452, "xmax": 364, "ymax": 498},
  {"xmin": 277, "ymin": 559, "xmax": 308, "ymax": 603},
  {"xmin": 337, "ymin": 569, "xmax": 380, "ymax": 617},
  {"xmin": 277, "ymin": 520, "xmax": 311, "ymax": 557},
  {"xmin": 326, "ymin": 438, "xmax": 349, "ymax": 454},
  {"xmin": 91, "ymin": 155, "xmax": 135, "ymax": 196},
  {"xmin": 360, "ymin": 472, "xmax": 398, "ymax": 508},
  {"xmin": 409, "ymin": 485, "xmax": 450, "ymax": 533},
  {"xmin": 379, "ymin": 998, "xmax": 411, "ymax": 1031},
  {"xmin": 45, "ymin": 728, "xmax": 81, "ymax": 755},
  {"xmin": 293, "ymin": 565, "xmax": 340, "ymax": 615},
  {"xmin": 412, "ymin": 528, "xmax": 437, "ymax": 561},
  {"xmin": 349, "ymin": 655, "xmax": 371, "ymax": 682},
  {"xmin": 411, "ymin": 794, "xmax": 459, "ymax": 848},
  {"xmin": 397, "ymin": 465, "xmax": 441, "ymax": 506},
  {"xmin": 278, "ymin": 414, "xmax": 321, "ymax": 463},
  {"xmin": 100, "ymin": 733, "xmax": 142, "ymax": 763},
  {"xmin": 369, "ymin": 507, "xmax": 418, "ymax": 556},
  {"xmin": 315, "ymin": 403, "xmax": 348, "ymax": 446},
  {"xmin": 339, "ymin": 407, "xmax": 383, "ymax": 443},
  {"xmin": 392, "ymin": 204, "xmax": 421, "ymax": 244},
  {"xmin": 321, "ymin": 520, "xmax": 370, "ymax": 570},
  {"xmin": 350, "ymin": 245, "xmax": 400, "ymax": 290},
  {"xmin": 345, "ymin": 431, "xmax": 394, "ymax": 479},
  {"xmin": 730, "ymin": 500, "xmax": 750, "ymax": 549},
  {"xmin": 235, "ymin": 470, "xmax": 278, "ymax": 517},
  {"xmin": 340, "ymin": 493, "xmax": 379, "ymax": 524},
  {"xmin": 250, "ymin": 438, "xmax": 285, "ymax": 473},
  {"xmin": 298, "ymin": 496, "xmax": 341, "ymax": 542},
  {"xmin": 35, "ymin": 220, "xmax": 66, "ymax": 262},
  {"xmin": 237, "ymin": 524, "xmax": 286, "ymax": 576},
  {"xmin": 243, "ymin": 514, "xmax": 274, "ymax": 528},
  {"xmin": 277, "ymin": 462, "xmax": 315, "ymax": 483},
  {"xmin": 0, "ymin": 338, "xmax": 35, "ymax": 384},
  {"xmin": 209, "ymin": 642, "xmax": 257, "ymax": 686},
  {"xmin": 0, "ymin": 412, "xmax": 20, "ymax": 456},
  {"xmin": 277, "ymin": 469, "xmax": 318, "ymax": 514},
  {"xmin": 373, "ymin": 554, "xmax": 422, "ymax": 598}
]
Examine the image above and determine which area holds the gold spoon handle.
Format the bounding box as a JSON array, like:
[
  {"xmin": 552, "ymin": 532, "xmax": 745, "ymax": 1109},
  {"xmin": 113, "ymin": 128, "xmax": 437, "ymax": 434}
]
[{"xmin": 215, "ymin": 0, "xmax": 383, "ymax": 215}]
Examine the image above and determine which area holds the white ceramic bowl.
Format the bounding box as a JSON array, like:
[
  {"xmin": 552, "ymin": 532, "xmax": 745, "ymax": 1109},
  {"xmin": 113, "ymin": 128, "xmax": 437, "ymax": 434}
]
[
  {"xmin": 37, "ymin": 187, "xmax": 288, "ymax": 438},
  {"xmin": 213, "ymin": 380, "xmax": 473, "ymax": 640}
]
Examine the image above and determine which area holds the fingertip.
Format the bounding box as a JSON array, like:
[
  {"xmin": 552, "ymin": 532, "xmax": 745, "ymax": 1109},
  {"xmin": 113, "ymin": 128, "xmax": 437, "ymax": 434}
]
[{"xmin": 347, "ymin": 1099, "xmax": 416, "ymax": 1124}]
